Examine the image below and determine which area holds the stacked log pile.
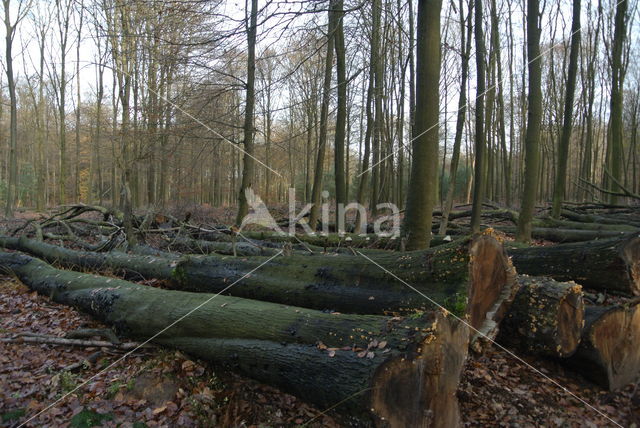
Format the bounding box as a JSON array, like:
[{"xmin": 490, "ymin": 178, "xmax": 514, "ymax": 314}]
[{"xmin": 1, "ymin": 203, "xmax": 639, "ymax": 425}]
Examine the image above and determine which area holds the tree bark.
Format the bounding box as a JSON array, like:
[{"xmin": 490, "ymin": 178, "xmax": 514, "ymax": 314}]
[
  {"xmin": 498, "ymin": 276, "xmax": 584, "ymax": 357},
  {"xmin": 508, "ymin": 234, "xmax": 640, "ymax": 295},
  {"xmin": 235, "ymin": 0, "xmax": 258, "ymax": 226},
  {"xmin": 567, "ymin": 299, "xmax": 640, "ymax": 390},
  {"xmin": 439, "ymin": 0, "xmax": 472, "ymax": 236},
  {"xmin": 551, "ymin": 0, "xmax": 581, "ymax": 218},
  {"xmin": 0, "ymin": 235, "xmax": 517, "ymax": 339},
  {"xmin": 0, "ymin": 251, "xmax": 470, "ymax": 425},
  {"xmin": 516, "ymin": 0, "xmax": 542, "ymax": 243},
  {"xmin": 308, "ymin": 3, "xmax": 336, "ymax": 230},
  {"xmin": 333, "ymin": 0, "xmax": 347, "ymax": 227},
  {"xmin": 605, "ymin": 0, "xmax": 628, "ymax": 204},
  {"xmin": 469, "ymin": 0, "xmax": 486, "ymax": 233},
  {"xmin": 403, "ymin": 0, "xmax": 442, "ymax": 250}
]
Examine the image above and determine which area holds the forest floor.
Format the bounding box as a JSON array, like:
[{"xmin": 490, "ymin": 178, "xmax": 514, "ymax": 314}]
[
  {"xmin": 0, "ymin": 207, "xmax": 639, "ymax": 427},
  {"xmin": 1, "ymin": 276, "xmax": 638, "ymax": 427}
]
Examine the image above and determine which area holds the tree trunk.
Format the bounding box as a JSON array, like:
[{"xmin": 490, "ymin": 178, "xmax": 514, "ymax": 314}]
[
  {"xmin": 235, "ymin": 0, "xmax": 258, "ymax": 226},
  {"xmin": 308, "ymin": 4, "xmax": 336, "ymax": 230},
  {"xmin": 403, "ymin": 0, "xmax": 442, "ymax": 250},
  {"xmin": 508, "ymin": 234, "xmax": 640, "ymax": 295},
  {"xmin": 0, "ymin": 251, "xmax": 470, "ymax": 425},
  {"xmin": 333, "ymin": 0, "xmax": 347, "ymax": 227},
  {"xmin": 469, "ymin": 0, "xmax": 486, "ymax": 233},
  {"xmin": 605, "ymin": 0, "xmax": 628, "ymax": 204},
  {"xmin": 567, "ymin": 299, "xmax": 640, "ymax": 390},
  {"xmin": 499, "ymin": 276, "xmax": 584, "ymax": 357},
  {"xmin": 516, "ymin": 0, "xmax": 542, "ymax": 243},
  {"xmin": 551, "ymin": 0, "xmax": 581, "ymax": 218},
  {"xmin": 0, "ymin": 235, "xmax": 517, "ymax": 339},
  {"xmin": 439, "ymin": 0, "xmax": 472, "ymax": 236}
]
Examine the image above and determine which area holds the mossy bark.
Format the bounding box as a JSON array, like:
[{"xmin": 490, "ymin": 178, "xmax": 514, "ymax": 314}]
[
  {"xmin": 0, "ymin": 251, "xmax": 469, "ymax": 425},
  {"xmin": 498, "ymin": 276, "xmax": 584, "ymax": 357},
  {"xmin": 0, "ymin": 235, "xmax": 517, "ymax": 339},
  {"xmin": 508, "ymin": 234, "xmax": 640, "ymax": 295}
]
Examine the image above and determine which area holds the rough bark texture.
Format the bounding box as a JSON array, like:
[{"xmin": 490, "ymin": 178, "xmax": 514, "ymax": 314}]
[
  {"xmin": 403, "ymin": 0, "xmax": 442, "ymax": 250},
  {"xmin": 516, "ymin": 0, "xmax": 542, "ymax": 242},
  {"xmin": 0, "ymin": 235, "xmax": 517, "ymax": 341},
  {"xmin": 498, "ymin": 276, "xmax": 584, "ymax": 357},
  {"xmin": 0, "ymin": 251, "xmax": 469, "ymax": 425},
  {"xmin": 508, "ymin": 234, "xmax": 640, "ymax": 295},
  {"xmin": 568, "ymin": 299, "xmax": 640, "ymax": 390}
]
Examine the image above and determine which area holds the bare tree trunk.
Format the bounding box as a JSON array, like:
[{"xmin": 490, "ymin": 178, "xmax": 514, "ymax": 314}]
[
  {"xmin": 605, "ymin": 0, "xmax": 628, "ymax": 204},
  {"xmin": 333, "ymin": 0, "xmax": 347, "ymax": 227},
  {"xmin": 235, "ymin": 0, "xmax": 259, "ymax": 226},
  {"xmin": 470, "ymin": 0, "xmax": 487, "ymax": 232},
  {"xmin": 440, "ymin": 0, "xmax": 472, "ymax": 235},
  {"xmin": 3, "ymin": 0, "xmax": 19, "ymax": 218},
  {"xmin": 516, "ymin": 0, "xmax": 543, "ymax": 243},
  {"xmin": 74, "ymin": 1, "xmax": 84, "ymax": 202},
  {"xmin": 308, "ymin": 3, "xmax": 337, "ymax": 230},
  {"xmin": 403, "ymin": 0, "xmax": 442, "ymax": 250},
  {"xmin": 551, "ymin": 0, "xmax": 581, "ymax": 217}
]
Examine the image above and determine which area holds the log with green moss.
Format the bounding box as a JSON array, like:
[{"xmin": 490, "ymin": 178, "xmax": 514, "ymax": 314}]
[
  {"xmin": 498, "ymin": 276, "xmax": 584, "ymax": 357},
  {"xmin": 567, "ymin": 299, "xmax": 640, "ymax": 390},
  {"xmin": 508, "ymin": 234, "xmax": 640, "ymax": 295},
  {"xmin": 0, "ymin": 235, "xmax": 517, "ymax": 339},
  {"xmin": 191, "ymin": 230, "xmax": 457, "ymax": 250},
  {"xmin": 0, "ymin": 251, "xmax": 469, "ymax": 425}
]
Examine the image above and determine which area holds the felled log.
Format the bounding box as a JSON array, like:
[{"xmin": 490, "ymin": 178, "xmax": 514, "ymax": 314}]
[
  {"xmin": 165, "ymin": 236, "xmax": 282, "ymax": 256},
  {"xmin": 494, "ymin": 226, "xmax": 630, "ymax": 243},
  {"xmin": 508, "ymin": 234, "xmax": 640, "ymax": 295},
  {"xmin": 533, "ymin": 217, "xmax": 638, "ymax": 233},
  {"xmin": 560, "ymin": 209, "xmax": 640, "ymax": 228},
  {"xmin": 567, "ymin": 299, "xmax": 640, "ymax": 390},
  {"xmin": 0, "ymin": 251, "xmax": 469, "ymax": 425},
  {"xmin": 0, "ymin": 235, "xmax": 517, "ymax": 340},
  {"xmin": 498, "ymin": 276, "xmax": 584, "ymax": 357}
]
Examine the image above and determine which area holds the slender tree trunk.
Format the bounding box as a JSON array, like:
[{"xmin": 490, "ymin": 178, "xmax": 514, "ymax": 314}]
[
  {"xmin": 3, "ymin": 0, "xmax": 17, "ymax": 218},
  {"xmin": 516, "ymin": 0, "xmax": 543, "ymax": 243},
  {"xmin": 605, "ymin": 0, "xmax": 628, "ymax": 204},
  {"xmin": 370, "ymin": 0, "xmax": 383, "ymax": 216},
  {"xmin": 403, "ymin": 0, "xmax": 442, "ymax": 250},
  {"xmin": 440, "ymin": 0, "xmax": 472, "ymax": 235},
  {"xmin": 551, "ymin": 0, "xmax": 581, "ymax": 217},
  {"xmin": 74, "ymin": 2, "xmax": 84, "ymax": 202},
  {"xmin": 333, "ymin": 0, "xmax": 347, "ymax": 227},
  {"xmin": 308, "ymin": 4, "xmax": 337, "ymax": 230},
  {"xmin": 235, "ymin": 0, "xmax": 259, "ymax": 226},
  {"xmin": 470, "ymin": 0, "xmax": 487, "ymax": 232}
]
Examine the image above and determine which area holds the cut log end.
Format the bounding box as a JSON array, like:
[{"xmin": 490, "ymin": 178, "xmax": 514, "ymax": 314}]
[
  {"xmin": 371, "ymin": 312, "xmax": 469, "ymax": 427},
  {"xmin": 621, "ymin": 235, "xmax": 640, "ymax": 296},
  {"xmin": 498, "ymin": 276, "xmax": 584, "ymax": 358},
  {"xmin": 571, "ymin": 300, "xmax": 640, "ymax": 390},
  {"xmin": 556, "ymin": 287, "xmax": 584, "ymax": 356},
  {"xmin": 467, "ymin": 235, "xmax": 518, "ymax": 344}
]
